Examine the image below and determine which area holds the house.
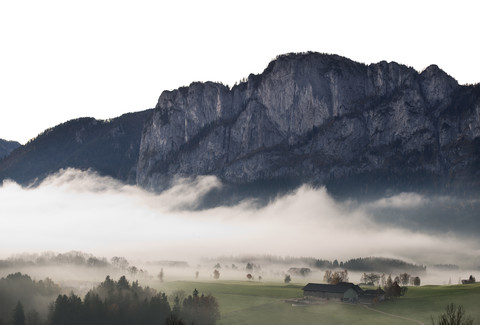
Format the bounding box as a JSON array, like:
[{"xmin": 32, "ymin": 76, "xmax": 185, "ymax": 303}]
[
  {"xmin": 302, "ymin": 282, "xmax": 364, "ymax": 302},
  {"xmin": 288, "ymin": 267, "xmax": 311, "ymax": 277},
  {"xmin": 359, "ymin": 288, "xmax": 385, "ymax": 304},
  {"xmin": 461, "ymin": 275, "xmax": 476, "ymax": 284}
]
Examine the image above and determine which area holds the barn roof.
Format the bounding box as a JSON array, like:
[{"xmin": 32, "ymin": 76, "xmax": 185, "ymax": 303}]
[
  {"xmin": 302, "ymin": 282, "xmax": 364, "ymax": 294},
  {"xmin": 363, "ymin": 288, "xmax": 385, "ymax": 295}
]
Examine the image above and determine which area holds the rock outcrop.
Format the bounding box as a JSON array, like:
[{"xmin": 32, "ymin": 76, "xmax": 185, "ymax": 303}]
[{"xmin": 137, "ymin": 52, "xmax": 480, "ymax": 196}]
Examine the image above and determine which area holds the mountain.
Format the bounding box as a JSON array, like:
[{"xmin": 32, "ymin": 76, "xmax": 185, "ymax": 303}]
[
  {"xmin": 1, "ymin": 52, "xmax": 479, "ymax": 199},
  {"xmin": 0, "ymin": 139, "xmax": 20, "ymax": 159},
  {"xmin": 0, "ymin": 110, "xmax": 152, "ymax": 185},
  {"xmin": 137, "ymin": 52, "xmax": 480, "ymax": 198}
]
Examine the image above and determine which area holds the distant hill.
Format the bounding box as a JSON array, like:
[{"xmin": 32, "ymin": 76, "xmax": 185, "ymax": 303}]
[
  {"xmin": 0, "ymin": 110, "xmax": 152, "ymax": 185},
  {"xmin": 0, "ymin": 139, "xmax": 20, "ymax": 159}
]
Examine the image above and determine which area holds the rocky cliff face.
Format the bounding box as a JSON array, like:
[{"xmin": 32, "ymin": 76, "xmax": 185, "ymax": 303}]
[{"xmin": 137, "ymin": 52, "xmax": 480, "ymax": 196}]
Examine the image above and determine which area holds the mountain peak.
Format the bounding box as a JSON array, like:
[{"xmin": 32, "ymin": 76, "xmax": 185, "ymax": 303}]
[
  {"xmin": 0, "ymin": 139, "xmax": 21, "ymax": 159},
  {"xmin": 420, "ymin": 64, "xmax": 458, "ymax": 105},
  {"xmin": 137, "ymin": 52, "xmax": 479, "ymax": 197}
]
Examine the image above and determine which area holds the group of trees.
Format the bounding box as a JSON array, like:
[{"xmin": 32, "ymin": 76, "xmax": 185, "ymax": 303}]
[
  {"xmin": 383, "ymin": 275, "xmax": 407, "ymax": 297},
  {"xmin": 358, "ymin": 273, "xmax": 412, "ymax": 298},
  {"xmin": 0, "ymin": 252, "xmax": 109, "ymax": 269},
  {"xmin": 210, "ymin": 261, "xmax": 266, "ymax": 281},
  {"xmin": 209, "ymin": 255, "xmax": 426, "ymax": 277},
  {"xmin": 0, "ymin": 252, "xmax": 152, "ymax": 280},
  {"xmin": 1, "ymin": 275, "xmax": 220, "ymax": 325},
  {"xmin": 48, "ymin": 275, "xmax": 170, "ymax": 325},
  {"xmin": 360, "ymin": 272, "xmax": 384, "ymax": 286},
  {"xmin": 246, "ymin": 274, "xmax": 262, "ymax": 281},
  {"xmin": 211, "ymin": 262, "xmax": 261, "ymax": 272},
  {"xmin": 46, "ymin": 276, "xmax": 220, "ymax": 325},
  {"xmin": 0, "ymin": 273, "xmax": 61, "ymax": 324},
  {"xmin": 360, "ymin": 272, "xmax": 421, "ymax": 287},
  {"xmin": 323, "ymin": 270, "xmax": 349, "ymax": 284},
  {"xmin": 110, "ymin": 257, "xmax": 149, "ymax": 278},
  {"xmin": 171, "ymin": 289, "xmax": 220, "ymax": 325},
  {"xmin": 0, "ymin": 252, "xmax": 151, "ymax": 279},
  {"xmin": 313, "ymin": 257, "xmax": 426, "ymax": 274}
]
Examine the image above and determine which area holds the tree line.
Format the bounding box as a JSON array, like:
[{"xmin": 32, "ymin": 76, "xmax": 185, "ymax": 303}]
[
  {"xmin": 0, "ymin": 252, "xmax": 150, "ymax": 279},
  {"xmin": 0, "ymin": 274, "xmax": 220, "ymax": 325},
  {"xmin": 360, "ymin": 272, "xmax": 421, "ymax": 287},
  {"xmin": 314, "ymin": 257, "xmax": 426, "ymax": 273},
  {"xmin": 0, "ymin": 252, "xmax": 144, "ymax": 270}
]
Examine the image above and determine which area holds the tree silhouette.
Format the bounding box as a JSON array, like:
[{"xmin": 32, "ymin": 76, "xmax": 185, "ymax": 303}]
[
  {"xmin": 180, "ymin": 290, "xmax": 219, "ymax": 325},
  {"xmin": 432, "ymin": 304, "xmax": 473, "ymax": 325},
  {"xmin": 413, "ymin": 276, "xmax": 421, "ymax": 286},
  {"xmin": 48, "ymin": 276, "xmax": 171, "ymax": 325},
  {"xmin": 399, "ymin": 273, "xmax": 411, "ymax": 286},
  {"xmin": 11, "ymin": 301, "xmax": 25, "ymax": 325},
  {"xmin": 50, "ymin": 294, "xmax": 84, "ymax": 325},
  {"xmin": 0, "ymin": 272, "xmax": 61, "ymax": 322}
]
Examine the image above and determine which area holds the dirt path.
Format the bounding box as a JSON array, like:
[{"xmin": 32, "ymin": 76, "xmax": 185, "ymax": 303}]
[{"xmin": 363, "ymin": 305, "xmax": 425, "ymax": 325}]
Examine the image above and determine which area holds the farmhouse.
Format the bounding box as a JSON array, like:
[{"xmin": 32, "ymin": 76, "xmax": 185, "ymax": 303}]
[
  {"xmin": 461, "ymin": 275, "xmax": 476, "ymax": 284},
  {"xmin": 302, "ymin": 282, "xmax": 386, "ymax": 304},
  {"xmin": 288, "ymin": 267, "xmax": 311, "ymax": 277},
  {"xmin": 302, "ymin": 282, "xmax": 363, "ymax": 302},
  {"xmin": 359, "ymin": 288, "xmax": 385, "ymax": 304}
]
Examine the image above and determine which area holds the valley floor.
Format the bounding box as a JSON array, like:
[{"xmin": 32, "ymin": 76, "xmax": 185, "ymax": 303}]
[{"xmin": 155, "ymin": 281, "xmax": 480, "ymax": 325}]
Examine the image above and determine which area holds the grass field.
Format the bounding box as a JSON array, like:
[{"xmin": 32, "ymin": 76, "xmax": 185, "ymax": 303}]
[{"xmin": 155, "ymin": 280, "xmax": 480, "ymax": 325}]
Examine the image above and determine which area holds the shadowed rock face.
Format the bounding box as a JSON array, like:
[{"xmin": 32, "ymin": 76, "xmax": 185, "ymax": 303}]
[
  {"xmin": 0, "ymin": 110, "xmax": 153, "ymax": 185},
  {"xmin": 137, "ymin": 52, "xmax": 480, "ymax": 197},
  {"xmin": 0, "ymin": 139, "xmax": 20, "ymax": 159}
]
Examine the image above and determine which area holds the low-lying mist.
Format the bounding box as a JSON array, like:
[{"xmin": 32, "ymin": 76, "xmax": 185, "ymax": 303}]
[{"xmin": 1, "ymin": 168, "xmax": 479, "ymax": 278}]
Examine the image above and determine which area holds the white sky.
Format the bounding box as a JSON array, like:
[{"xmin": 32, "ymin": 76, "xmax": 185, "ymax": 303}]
[{"xmin": 1, "ymin": 0, "xmax": 479, "ymax": 144}]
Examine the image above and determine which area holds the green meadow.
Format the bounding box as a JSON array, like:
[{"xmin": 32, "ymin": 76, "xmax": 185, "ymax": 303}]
[{"xmin": 156, "ymin": 280, "xmax": 480, "ymax": 325}]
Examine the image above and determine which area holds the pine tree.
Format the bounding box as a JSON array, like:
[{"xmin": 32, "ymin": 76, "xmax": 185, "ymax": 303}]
[{"xmin": 11, "ymin": 301, "xmax": 25, "ymax": 325}]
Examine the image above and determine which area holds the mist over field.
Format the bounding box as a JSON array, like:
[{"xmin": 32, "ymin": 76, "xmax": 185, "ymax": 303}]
[{"xmin": 1, "ymin": 168, "xmax": 479, "ymax": 273}]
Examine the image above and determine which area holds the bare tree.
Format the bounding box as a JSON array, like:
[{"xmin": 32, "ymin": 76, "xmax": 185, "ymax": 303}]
[
  {"xmin": 323, "ymin": 270, "xmax": 332, "ymax": 283},
  {"xmin": 110, "ymin": 256, "xmax": 129, "ymax": 270},
  {"xmin": 431, "ymin": 304, "xmax": 473, "ymax": 325}
]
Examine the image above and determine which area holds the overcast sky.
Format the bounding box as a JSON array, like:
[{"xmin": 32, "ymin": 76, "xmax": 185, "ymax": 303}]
[{"xmin": 1, "ymin": 0, "xmax": 479, "ymax": 144}]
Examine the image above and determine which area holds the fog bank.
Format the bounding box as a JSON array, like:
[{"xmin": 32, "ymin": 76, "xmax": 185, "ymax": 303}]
[{"xmin": 1, "ymin": 169, "xmax": 479, "ymax": 269}]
